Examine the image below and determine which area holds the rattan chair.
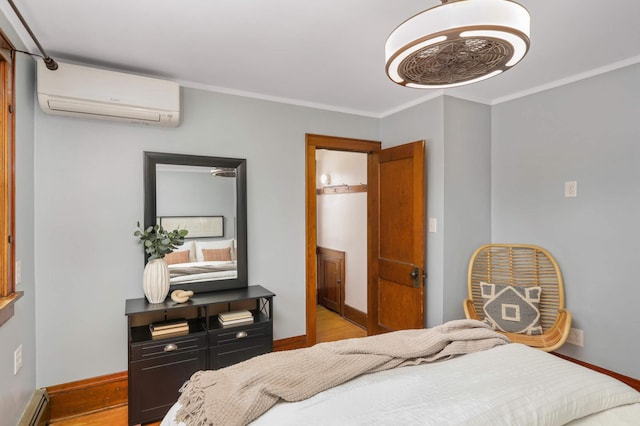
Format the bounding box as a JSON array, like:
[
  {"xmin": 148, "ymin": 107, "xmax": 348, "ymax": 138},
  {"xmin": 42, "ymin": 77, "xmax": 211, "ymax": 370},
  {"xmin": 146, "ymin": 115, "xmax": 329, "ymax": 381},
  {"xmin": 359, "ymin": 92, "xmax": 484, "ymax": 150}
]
[{"xmin": 463, "ymin": 244, "xmax": 572, "ymax": 352}]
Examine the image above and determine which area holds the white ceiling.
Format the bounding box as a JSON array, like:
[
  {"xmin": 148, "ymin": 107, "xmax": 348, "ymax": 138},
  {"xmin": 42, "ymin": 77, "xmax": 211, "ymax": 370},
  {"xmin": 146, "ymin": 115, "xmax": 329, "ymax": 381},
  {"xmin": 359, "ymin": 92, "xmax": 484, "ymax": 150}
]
[{"xmin": 3, "ymin": 0, "xmax": 640, "ymax": 117}]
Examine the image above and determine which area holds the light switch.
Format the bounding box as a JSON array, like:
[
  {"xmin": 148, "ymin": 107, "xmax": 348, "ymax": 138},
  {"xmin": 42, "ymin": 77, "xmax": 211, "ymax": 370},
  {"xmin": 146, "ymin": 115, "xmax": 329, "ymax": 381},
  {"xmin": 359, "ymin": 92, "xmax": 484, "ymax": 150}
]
[
  {"xmin": 428, "ymin": 217, "xmax": 437, "ymax": 233},
  {"xmin": 15, "ymin": 260, "xmax": 21, "ymax": 285},
  {"xmin": 564, "ymin": 181, "xmax": 577, "ymax": 198}
]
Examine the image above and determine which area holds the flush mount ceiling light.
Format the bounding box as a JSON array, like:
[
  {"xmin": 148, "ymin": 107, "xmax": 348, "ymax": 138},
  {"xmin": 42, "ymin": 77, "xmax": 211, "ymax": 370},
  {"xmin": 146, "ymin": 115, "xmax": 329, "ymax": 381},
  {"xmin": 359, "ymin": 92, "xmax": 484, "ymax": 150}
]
[
  {"xmin": 210, "ymin": 167, "xmax": 237, "ymax": 177},
  {"xmin": 385, "ymin": 0, "xmax": 530, "ymax": 89}
]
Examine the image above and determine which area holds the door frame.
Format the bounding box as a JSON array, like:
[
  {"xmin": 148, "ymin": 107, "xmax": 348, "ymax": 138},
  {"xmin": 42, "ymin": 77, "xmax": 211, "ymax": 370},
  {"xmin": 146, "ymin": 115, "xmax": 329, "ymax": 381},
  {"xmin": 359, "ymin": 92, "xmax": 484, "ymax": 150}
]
[{"xmin": 305, "ymin": 134, "xmax": 381, "ymax": 346}]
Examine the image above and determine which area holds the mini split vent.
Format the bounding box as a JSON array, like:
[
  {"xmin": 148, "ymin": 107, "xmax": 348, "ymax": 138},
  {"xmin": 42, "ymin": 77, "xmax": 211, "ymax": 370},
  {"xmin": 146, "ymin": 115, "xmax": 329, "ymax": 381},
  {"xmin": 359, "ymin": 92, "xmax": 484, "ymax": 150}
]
[{"xmin": 37, "ymin": 60, "xmax": 180, "ymax": 127}]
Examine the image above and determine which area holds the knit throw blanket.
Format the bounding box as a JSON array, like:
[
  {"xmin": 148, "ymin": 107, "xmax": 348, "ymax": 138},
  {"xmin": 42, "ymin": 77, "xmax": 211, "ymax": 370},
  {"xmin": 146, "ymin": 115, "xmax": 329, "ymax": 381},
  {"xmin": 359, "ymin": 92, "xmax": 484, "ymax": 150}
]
[{"xmin": 175, "ymin": 319, "xmax": 509, "ymax": 425}]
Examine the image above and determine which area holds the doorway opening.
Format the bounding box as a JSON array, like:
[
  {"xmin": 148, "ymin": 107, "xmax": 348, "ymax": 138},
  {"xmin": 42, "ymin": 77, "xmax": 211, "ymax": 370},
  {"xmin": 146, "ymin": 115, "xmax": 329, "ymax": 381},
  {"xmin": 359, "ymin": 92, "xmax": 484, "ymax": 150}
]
[
  {"xmin": 306, "ymin": 135, "xmax": 427, "ymax": 346},
  {"xmin": 305, "ymin": 134, "xmax": 381, "ymax": 345}
]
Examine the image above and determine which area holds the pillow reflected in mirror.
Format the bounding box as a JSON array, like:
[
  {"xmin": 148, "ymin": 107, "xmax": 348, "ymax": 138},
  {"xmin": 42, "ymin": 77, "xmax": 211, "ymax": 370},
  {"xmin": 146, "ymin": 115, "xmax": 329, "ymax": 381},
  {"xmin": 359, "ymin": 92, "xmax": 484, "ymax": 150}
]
[
  {"xmin": 195, "ymin": 239, "xmax": 234, "ymax": 261},
  {"xmin": 203, "ymin": 247, "xmax": 232, "ymax": 262},
  {"xmin": 164, "ymin": 250, "xmax": 190, "ymax": 265}
]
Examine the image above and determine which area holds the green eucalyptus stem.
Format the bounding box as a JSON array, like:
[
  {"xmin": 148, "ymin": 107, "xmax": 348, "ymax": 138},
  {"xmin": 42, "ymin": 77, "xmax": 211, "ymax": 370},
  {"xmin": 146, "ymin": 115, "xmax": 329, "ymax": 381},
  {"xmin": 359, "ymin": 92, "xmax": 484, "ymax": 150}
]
[{"xmin": 134, "ymin": 221, "xmax": 188, "ymax": 261}]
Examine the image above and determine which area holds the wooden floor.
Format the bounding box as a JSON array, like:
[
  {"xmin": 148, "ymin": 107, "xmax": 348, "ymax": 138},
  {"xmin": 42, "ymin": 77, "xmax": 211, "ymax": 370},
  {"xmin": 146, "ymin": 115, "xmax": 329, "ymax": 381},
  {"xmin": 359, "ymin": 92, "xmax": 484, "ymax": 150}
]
[
  {"xmin": 316, "ymin": 304, "xmax": 367, "ymax": 342},
  {"xmin": 49, "ymin": 405, "xmax": 157, "ymax": 426},
  {"xmin": 52, "ymin": 305, "xmax": 365, "ymax": 425}
]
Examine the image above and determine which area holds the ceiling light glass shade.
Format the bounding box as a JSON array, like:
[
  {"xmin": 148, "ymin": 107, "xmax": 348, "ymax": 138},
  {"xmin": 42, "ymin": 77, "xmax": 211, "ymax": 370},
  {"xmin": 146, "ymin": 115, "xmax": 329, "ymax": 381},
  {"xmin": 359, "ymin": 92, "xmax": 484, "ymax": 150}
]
[{"xmin": 385, "ymin": 0, "xmax": 530, "ymax": 88}]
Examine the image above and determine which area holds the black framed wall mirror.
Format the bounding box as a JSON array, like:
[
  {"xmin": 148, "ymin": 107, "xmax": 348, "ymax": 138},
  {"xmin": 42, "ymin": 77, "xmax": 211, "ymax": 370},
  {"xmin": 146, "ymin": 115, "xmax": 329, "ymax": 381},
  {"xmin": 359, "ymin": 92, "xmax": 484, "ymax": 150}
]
[{"xmin": 144, "ymin": 152, "xmax": 248, "ymax": 293}]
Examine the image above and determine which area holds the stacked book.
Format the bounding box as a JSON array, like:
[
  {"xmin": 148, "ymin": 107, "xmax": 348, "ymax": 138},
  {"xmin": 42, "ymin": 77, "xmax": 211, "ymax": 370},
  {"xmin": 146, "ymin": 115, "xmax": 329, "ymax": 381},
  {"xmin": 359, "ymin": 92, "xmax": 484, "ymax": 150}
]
[
  {"xmin": 149, "ymin": 318, "xmax": 189, "ymax": 337},
  {"xmin": 218, "ymin": 310, "xmax": 253, "ymax": 327}
]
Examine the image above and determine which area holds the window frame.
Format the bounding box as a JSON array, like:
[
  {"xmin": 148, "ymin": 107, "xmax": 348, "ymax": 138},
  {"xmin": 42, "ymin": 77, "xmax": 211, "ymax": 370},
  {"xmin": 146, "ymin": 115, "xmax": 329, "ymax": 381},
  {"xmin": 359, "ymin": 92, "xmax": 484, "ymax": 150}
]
[{"xmin": 0, "ymin": 29, "xmax": 21, "ymax": 327}]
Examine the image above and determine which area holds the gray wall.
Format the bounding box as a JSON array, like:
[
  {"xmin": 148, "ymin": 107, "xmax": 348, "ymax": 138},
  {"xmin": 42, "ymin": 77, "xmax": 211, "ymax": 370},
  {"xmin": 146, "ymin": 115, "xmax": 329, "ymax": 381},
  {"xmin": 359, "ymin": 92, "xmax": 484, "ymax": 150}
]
[
  {"xmin": 0, "ymin": 18, "xmax": 37, "ymax": 426},
  {"xmin": 379, "ymin": 96, "xmax": 492, "ymax": 327},
  {"xmin": 492, "ymin": 63, "xmax": 640, "ymax": 378},
  {"xmin": 442, "ymin": 97, "xmax": 492, "ymax": 321},
  {"xmin": 33, "ymin": 87, "xmax": 378, "ymax": 387},
  {"xmin": 380, "ymin": 97, "xmax": 445, "ymax": 327}
]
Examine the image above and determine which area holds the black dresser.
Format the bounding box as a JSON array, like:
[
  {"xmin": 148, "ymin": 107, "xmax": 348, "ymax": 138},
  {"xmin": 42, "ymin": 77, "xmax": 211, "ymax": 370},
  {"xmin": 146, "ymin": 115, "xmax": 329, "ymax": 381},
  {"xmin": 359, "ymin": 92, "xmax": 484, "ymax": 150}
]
[{"xmin": 125, "ymin": 285, "xmax": 274, "ymax": 425}]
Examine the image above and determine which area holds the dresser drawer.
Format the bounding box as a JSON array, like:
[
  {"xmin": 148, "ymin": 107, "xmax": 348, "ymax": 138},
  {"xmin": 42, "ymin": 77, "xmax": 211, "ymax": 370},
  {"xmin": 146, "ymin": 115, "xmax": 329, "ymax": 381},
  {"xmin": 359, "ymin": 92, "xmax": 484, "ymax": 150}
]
[
  {"xmin": 129, "ymin": 348, "xmax": 206, "ymax": 425},
  {"xmin": 209, "ymin": 321, "xmax": 272, "ymax": 346},
  {"xmin": 210, "ymin": 336, "xmax": 272, "ymax": 369},
  {"xmin": 130, "ymin": 333, "xmax": 207, "ymax": 361},
  {"xmin": 209, "ymin": 321, "xmax": 272, "ymax": 369}
]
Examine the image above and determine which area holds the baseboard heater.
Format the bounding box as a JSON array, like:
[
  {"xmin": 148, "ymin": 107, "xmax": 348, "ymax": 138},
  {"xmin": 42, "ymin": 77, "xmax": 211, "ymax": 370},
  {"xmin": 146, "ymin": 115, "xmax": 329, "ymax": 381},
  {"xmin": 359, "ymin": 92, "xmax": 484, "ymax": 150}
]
[{"xmin": 18, "ymin": 388, "xmax": 49, "ymax": 426}]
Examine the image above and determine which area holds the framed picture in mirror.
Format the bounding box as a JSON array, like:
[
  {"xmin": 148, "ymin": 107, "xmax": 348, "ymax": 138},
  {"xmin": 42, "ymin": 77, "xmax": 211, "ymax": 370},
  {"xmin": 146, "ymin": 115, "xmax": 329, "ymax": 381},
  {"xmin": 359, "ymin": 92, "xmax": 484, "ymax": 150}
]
[{"xmin": 158, "ymin": 216, "xmax": 224, "ymax": 238}]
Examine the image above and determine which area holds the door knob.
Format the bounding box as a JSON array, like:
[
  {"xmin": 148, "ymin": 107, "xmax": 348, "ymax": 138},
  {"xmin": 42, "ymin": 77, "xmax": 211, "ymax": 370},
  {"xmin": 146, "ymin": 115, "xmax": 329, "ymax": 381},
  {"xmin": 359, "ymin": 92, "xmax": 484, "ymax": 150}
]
[{"xmin": 410, "ymin": 266, "xmax": 421, "ymax": 288}]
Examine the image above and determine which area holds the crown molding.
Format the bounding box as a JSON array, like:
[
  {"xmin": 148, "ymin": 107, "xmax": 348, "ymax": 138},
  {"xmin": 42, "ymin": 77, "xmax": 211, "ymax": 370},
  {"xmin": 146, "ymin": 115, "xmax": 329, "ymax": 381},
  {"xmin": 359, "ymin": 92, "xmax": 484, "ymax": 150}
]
[{"xmin": 492, "ymin": 55, "xmax": 640, "ymax": 105}]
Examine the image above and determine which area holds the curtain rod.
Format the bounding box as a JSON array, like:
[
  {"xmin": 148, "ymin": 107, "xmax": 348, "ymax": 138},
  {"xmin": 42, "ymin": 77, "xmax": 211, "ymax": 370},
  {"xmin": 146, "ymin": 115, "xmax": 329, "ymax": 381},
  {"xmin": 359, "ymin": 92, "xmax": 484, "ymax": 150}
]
[{"xmin": 7, "ymin": 0, "xmax": 58, "ymax": 70}]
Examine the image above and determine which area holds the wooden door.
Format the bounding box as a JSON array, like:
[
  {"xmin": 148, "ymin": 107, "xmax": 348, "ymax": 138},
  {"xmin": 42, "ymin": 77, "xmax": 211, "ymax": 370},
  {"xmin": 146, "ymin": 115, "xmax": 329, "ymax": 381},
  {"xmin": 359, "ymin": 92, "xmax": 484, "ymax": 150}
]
[
  {"xmin": 317, "ymin": 247, "xmax": 345, "ymax": 315},
  {"xmin": 369, "ymin": 141, "xmax": 425, "ymax": 333}
]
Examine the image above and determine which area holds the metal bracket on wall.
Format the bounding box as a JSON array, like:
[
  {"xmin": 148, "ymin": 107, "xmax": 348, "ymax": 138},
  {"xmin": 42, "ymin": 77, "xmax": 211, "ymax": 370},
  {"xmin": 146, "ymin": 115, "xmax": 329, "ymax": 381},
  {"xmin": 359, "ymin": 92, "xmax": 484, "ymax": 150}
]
[{"xmin": 316, "ymin": 184, "xmax": 368, "ymax": 195}]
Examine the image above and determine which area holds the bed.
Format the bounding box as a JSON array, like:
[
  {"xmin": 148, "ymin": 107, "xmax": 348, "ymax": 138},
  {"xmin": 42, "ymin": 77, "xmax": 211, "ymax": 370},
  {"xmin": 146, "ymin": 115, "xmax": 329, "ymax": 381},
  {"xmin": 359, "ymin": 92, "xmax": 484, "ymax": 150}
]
[
  {"xmin": 165, "ymin": 239, "xmax": 238, "ymax": 283},
  {"xmin": 161, "ymin": 320, "xmax": 640, "ymax": 426},
  {"xmin": 169, "ymin": 260, "xmax": 237, "ymax": 283}
]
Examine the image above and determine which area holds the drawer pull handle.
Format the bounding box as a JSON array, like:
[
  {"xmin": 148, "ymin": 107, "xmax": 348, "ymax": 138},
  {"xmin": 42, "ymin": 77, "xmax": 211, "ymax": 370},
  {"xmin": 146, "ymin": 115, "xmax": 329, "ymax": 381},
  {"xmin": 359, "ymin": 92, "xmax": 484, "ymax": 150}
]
[
  {"xmin": 236, "ymin": 331, "xmax": 248, "ymax": 339},
  {"xmin": 164, "ymin": 343, "xmax": 178, "ymax": 352}
]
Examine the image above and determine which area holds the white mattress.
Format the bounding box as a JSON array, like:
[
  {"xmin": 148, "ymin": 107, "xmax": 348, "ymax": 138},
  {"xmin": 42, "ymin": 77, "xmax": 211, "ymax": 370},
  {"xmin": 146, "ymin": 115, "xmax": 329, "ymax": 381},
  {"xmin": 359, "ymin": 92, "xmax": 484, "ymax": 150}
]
[{"xmin": 162, "ymin": 343, "xmax": 640, "ymax": 425}]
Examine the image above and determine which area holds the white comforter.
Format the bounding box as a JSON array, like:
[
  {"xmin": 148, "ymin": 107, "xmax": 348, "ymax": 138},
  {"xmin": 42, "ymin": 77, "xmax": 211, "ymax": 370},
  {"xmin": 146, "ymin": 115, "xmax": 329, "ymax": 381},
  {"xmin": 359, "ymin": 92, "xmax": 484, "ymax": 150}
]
[
  {"xmin": 168, "ymin": 260, "xmax": 237, "ymax": 283},
  {"xmin": 162, "ymin": 343, "xmax": 640, "ymax": 425}
]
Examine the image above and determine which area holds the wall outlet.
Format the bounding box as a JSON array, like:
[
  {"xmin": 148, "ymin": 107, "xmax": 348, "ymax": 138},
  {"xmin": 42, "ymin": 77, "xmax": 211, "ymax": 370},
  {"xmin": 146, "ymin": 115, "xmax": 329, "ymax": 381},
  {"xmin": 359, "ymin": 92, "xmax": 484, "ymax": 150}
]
[
  {"xmin": 567, "ymin": 328, "xmax": 584, "ymax": 347},
  {"xmin": 564, "ymin": 181, "xmax": 578, "ymax": 198},
  {"xmin": 14, "ymin": 344, "xmax": 22, "ymax": 375}
]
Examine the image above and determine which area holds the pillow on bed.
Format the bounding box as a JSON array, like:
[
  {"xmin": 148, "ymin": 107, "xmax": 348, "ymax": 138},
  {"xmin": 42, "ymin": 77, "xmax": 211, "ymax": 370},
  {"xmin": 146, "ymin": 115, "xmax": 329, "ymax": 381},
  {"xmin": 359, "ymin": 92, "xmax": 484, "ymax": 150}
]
[
  {"xmin": 481, "ymin": 282, "xmax": 543, "ymax": 335},
  {"xmin": 202, "ymin": 247, "xmax": 232, "ymax": 262},
  {"xmin": 195, "ymin": 239, "xmax": 234, "ymax": 262}
]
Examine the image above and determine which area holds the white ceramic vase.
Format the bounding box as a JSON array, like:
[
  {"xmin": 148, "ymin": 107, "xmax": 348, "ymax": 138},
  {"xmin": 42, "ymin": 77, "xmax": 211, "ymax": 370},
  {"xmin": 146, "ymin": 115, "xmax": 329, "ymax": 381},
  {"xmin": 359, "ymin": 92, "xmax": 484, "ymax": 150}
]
[{"xmin": 143, "ymin": 258, "xmax": 170, "ymax": 303}]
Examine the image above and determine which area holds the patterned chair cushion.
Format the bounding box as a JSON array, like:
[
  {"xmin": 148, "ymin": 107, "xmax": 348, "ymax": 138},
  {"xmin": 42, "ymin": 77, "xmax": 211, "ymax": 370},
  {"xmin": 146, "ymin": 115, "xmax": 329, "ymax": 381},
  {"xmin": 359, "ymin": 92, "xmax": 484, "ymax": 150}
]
[{"xmin": 481, "ymin": 282, "xmax": 543, "ymax": 335}]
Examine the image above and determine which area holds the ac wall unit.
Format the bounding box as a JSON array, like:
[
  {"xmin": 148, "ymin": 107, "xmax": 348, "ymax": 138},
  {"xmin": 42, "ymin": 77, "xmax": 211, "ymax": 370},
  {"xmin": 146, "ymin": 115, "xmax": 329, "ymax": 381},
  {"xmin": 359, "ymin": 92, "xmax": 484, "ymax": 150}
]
[{"xmin": 37, "ymin": 60, "xmax": 180, "ymax": 127}]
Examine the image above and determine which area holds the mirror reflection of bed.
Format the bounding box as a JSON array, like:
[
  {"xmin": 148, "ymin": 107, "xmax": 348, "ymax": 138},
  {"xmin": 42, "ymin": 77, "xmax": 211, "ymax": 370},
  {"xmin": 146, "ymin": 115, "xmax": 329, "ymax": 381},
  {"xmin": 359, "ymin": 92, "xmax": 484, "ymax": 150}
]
[
  {"xmin": 163, "ymin": 236, "xmax": 238, "ymax": 284},
  {"xmin": 157, "ymin": 162, "xmax": 238, "ymax": 284}
]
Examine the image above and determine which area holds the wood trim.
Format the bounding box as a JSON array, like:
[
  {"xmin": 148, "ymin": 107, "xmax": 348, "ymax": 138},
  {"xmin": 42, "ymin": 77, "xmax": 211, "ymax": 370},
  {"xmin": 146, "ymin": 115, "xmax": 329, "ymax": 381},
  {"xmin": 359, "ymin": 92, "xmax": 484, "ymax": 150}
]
[
  {"xmin": 306, "ymin": 134, "xmax": 381, "ymax": 153},
  {"xmin": 0, "ymin": 30, "xmax": 16, "ymax": 314},
  {"xmin": 316, "ymin": 184, "xmax": 367, "ymax": 195},
  {"xmin": 343, "ymin": 304, "xmax": 367, "ymax": 329},
  {"xmin": 367, "ymin": 151, "xmax": 380, "ymax": 335},
  {"xmin": 46, "ymin": 371, "xmax": 128, "ymax": 422},
  {"xmin": 552, "ymin": 352, "xmax": 640, "ymax": 392},
  {"xmin": 273, "ymin": 335, "xmax": 308, "ymax": 351},
  {"xmin": 306, "ymin": 134, "xmax": 381, "ymax": 346},
  {"xmin": 305, "ymin": 140, "xmax": 318, "ymax": 346},
  {"xmin": 0, "ymin": 53, "xmax": 8, "ymax": 298},
  {"xmin": 0, "ymin": 290, "xmax": 23, "ymax": 326}
]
